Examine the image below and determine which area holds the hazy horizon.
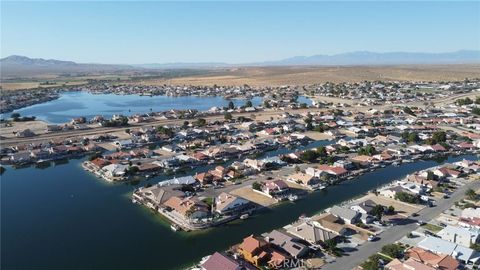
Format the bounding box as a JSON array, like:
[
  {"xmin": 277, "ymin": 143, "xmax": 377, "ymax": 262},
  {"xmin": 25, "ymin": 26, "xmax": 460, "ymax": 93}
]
[{"xmin": 2, "ymin": 1, "xmax": 479, "ymax": 64}]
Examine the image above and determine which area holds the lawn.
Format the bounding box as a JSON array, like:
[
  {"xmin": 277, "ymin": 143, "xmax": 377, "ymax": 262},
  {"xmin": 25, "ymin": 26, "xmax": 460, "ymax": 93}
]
[{"xmin": 421, "ymin": 223, "xmax": 443, "ymax": 233}]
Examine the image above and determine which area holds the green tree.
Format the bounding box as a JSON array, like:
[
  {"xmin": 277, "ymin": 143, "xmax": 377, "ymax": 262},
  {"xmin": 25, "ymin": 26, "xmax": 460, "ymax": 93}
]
[
  {"xmin": 472, "ymin": 107, "xmax": 480, "ymax": 116},
  {"xmin": 252, "ymin": 181, "xmax": 262, "ymax": 191},
  {"xmin": 466, "ymin": 189, "xmax": 478, "ymax": 201},
  {"xmin": 228, "ymin": 101, "xmax": 235, "ymax": 110},
  {"xmin": 300, "ymin": 150, "xmax": 319, "ymax": 163},
  {"xmin": 245, "ymin": 100, "xmax": 253, "ymax": 107},
  {"xmin": 381, "ymin": 244, "xmax": 404, "ymax": 259},
  {"xmin": 456, "ymin": 97, "xmax": 473, "ymax": 106},
  {"xmin": 224, "ymin": 112, "xmax": 233, "ymax": 121},
  {"xmin": 403, "ymin": 106, "xmax": 416, "ymax": 116},
  {"xmin": 10, "ymin": 112, "xmax": 20, "ymax": 119},
  {"xmin": 371, "ymin": 205, "xmax": 385, "ymax": 219},
  {"xmin": 317, "ymin": 146, "xmax": 327, "ymax": 157},
  {"xmin": 360, "ymin": 255, "xmax": 382, "ymax": 270},
  {"xmin": 395, "ymin": 192, "xmax": 420, "ymax": 204},
  {"xmin": 407, "ymin": 132, "xmax": 419, "ymax": 143},
  {"xmin": 195, "ymin": 118, "xmax": 207, "ymax": 126},
  {"xmin": 432, "ymin": 131, "xmax": 447, "ymax": 143},
  {"xmin": 156, "ymin": 126, "xmax": 174, "ymax": 137},
  {"xmin": 324, "ymin": 239, "xmax": 337, "ymax": 251}
]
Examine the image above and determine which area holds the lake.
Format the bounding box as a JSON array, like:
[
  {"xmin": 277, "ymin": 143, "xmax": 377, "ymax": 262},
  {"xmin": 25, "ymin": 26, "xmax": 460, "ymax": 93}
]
[
  {"xmin": 1, "ymin": 153, "xmax": 476, "ymax": 270},
  {"xmin": 4, "ymin": 92, "xmax": 265, "ymax": 124},
  {"xmin": 4, "ymin": 92, "xmax": 314, "ymax": 124}
]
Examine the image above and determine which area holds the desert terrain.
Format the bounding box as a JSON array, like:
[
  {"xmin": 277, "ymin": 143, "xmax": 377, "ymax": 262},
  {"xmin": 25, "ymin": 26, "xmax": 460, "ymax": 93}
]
[
  {"xmin": 142, "ymin": 65, "xmax": 480, "ymax": 87},
  {"xmin": 1, "ymin": 64, "xmax": 479, "ymax": 91}
]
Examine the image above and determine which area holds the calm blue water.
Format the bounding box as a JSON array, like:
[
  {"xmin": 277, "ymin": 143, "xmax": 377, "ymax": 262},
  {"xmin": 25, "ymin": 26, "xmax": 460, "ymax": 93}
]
[
  {"xmin": 4, "ymin": 92, "xmax": 264, "ymax": 124},
  {"xmin": 1, "ymin": 153, "xmax": 476, "ymax": 270}
]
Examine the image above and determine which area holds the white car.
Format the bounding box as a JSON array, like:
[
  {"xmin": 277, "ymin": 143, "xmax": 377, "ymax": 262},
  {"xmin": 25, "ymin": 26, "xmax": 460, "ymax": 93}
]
[
  {"xmin": 416, "ymin": 220, "xmax": 426, "ymax": 226},
  {"xmin": 367, "ymin": 236, "xmax": 378, "ymax": 242}
]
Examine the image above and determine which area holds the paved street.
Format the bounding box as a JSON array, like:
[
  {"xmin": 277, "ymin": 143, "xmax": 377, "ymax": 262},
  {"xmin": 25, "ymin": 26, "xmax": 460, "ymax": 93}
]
[{"xmin": 322, "ymin": 179, "xmax": 480, "ymax": 270}]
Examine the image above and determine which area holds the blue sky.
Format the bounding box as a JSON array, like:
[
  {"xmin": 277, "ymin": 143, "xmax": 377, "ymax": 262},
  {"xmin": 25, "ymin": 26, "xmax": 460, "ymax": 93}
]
[{"xmin": 1, "ymin": 1, "xmax": 479, "ymax": 64}]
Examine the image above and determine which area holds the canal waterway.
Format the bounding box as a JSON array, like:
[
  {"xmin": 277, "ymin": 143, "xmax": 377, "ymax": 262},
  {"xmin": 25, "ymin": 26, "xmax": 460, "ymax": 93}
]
[{"xmin": 1, "ymin": 152, "xmax": 476, "ymax": 270}]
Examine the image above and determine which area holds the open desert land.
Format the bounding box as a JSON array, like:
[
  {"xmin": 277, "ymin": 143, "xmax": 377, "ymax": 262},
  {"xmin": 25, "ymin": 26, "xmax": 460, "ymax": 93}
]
[
  {"xmin": 1, "ymin": 81, "xmax": 89, "ymax": 91},
  {"xmin": 0, "ymin": 74, "xmax": 133, "ymax": 91},
  {"xmin": 2, "ymin": 64, "xmax": 479, "ymax": 91},
  {"xmin": 138, "ymin": 64, "xmax": 480, "ymax": 87}
]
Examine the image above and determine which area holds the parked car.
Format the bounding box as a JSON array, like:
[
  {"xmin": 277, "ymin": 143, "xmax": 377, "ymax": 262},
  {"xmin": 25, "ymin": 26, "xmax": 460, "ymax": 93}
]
[{"xmin": 367, "ymin": 235, "xmax": 378, "ymax": 242}]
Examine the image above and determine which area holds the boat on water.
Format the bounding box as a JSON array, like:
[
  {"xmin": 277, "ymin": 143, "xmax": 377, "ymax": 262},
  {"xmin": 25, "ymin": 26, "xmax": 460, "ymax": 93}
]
[
  {"xmin": 240, "ymin": 214, "xmax": 249, "ymax": 220},
  {"xmin": 288, "ymin": 194, "xmax": 299, "ymax": 202},
  {"xmin": 392, "ymin": 161, "xmax": 400, "ymax": 166},
  {"xmin": 171, "ymin": 224, "xmax": 181, "ymax": 232}
]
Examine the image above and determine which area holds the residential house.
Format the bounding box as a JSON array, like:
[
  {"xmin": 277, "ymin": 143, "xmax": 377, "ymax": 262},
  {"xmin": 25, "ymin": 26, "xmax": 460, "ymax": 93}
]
[
  {"xmin": 315, "ymin": 165, "xmax": 349, "ymax": 179},
  {"xmin": 379, "ymin": 186, "xmax": 412, "ymax": 199},
  {"xmin": 329, "ymin": 206, "xmax": 361, "ymax": 224},
  {"xmin": 351, "ymin": 155, "xmax": 375, "ymax": 166},
  {"xmin": 311, "ymin": 213, "xmax": 348, "ymax": 236},
  {"xmin": 385, "ymin": 258, "xmax": 435, "ymax": 270},
  {"xmin": 286, "ymin": 221, "xmax": 336, "ymax": 245},
  {"xmin": 418, "ymin": 236, "xmax": 480, "ymax": 265},
  {"xmin": 433, "ymin": 167, "xmax": 461, "ymax": 179},
  {"xmin": 262, "ymin": 180, "xmax": 290, "ymax": 197},
  {"xmin": 406, "ymin": 247, "xmax": 459, "ymax": 270},
  {"xmin": 196, "ymin": 172, "xmax": 214, "ymax": 186},
  {"xmin": 101, "ymin": 163, "xmax": 129, "ymax": 180},
  {"xmin": 287, "ymin": 172, "xmax": 321, "ymax": 189},
  {"xmin": 243, "ymin": 159, "xmax": 265, "ymax": 171},
  {"xmin": 201, "ymin": 252, "xmax": 244, "ymax": 270},
  {"xmin": 215, "ymin": 192, "xmax": 250, "ymax": 215},
  {"xmin": 163, "ymin": 196, "xmax": 209, "ymax": 220},
  {"xmin": 350, "ymin": 200, "xmax": 377, "ymax": 215},
  {"xmin": 265, "ymin": 230, "xmax": 309, "ymax": 258},
  {"xmin": 88, "ymin": 158, "xmax": 111, "ymax": 170},
  {"xmin": 237, "ymin": 235, "xmax": 270, "ymax": 267},
  {"xmin": 437, "ymin": 225, "xmax": 480, "ymax": 247}
]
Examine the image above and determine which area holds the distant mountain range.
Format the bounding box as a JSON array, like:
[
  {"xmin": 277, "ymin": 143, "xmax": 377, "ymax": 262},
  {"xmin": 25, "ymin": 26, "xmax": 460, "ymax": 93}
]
[
  {"xmin": 0, "ymin": 55, "xmax": 137, "ymax": 77},
  {"xmin": 137, "ymin": 50, "xmax": 480, "ymax": 68},
  {"xmin": 261, "ymin": 50, "xmax": 480, "ymax": 66},
  {"xmin": 2, "ymin": 50, "xmax": 479, "ymax": 76}
]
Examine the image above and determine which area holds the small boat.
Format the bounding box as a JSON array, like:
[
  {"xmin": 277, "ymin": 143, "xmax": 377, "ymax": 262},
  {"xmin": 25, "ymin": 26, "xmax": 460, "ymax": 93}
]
[
  {"xmin": 171, "ymin": 224, "xmax": 181, "ymax": 232},
  {"xmin": 392, "ymin": 161, "xmax": 400, "ymax": 167},
  {"xmin": 240, "ymin": 214, "xmax": 249, "ymax": 220},
  {"xmin": 288, "ymin": 194, "xmax": 299, "ymax": 202}
]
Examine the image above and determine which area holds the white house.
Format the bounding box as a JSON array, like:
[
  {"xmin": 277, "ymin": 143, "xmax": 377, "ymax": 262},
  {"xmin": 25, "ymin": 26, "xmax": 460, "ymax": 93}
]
[
  {"xmin": 215, "ymin": 192, "xmax": 250, "ymax": 215},
  {"xmin": 437, "ymin": 225, "xmax": 480, "ymax": 247}
]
